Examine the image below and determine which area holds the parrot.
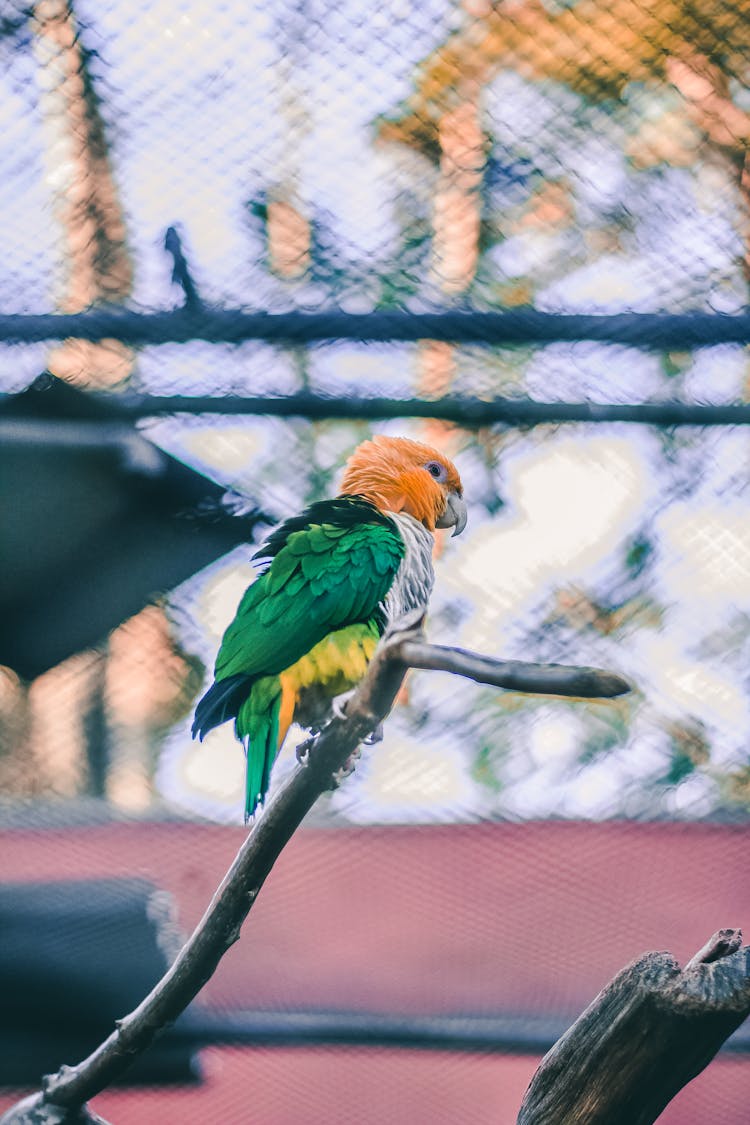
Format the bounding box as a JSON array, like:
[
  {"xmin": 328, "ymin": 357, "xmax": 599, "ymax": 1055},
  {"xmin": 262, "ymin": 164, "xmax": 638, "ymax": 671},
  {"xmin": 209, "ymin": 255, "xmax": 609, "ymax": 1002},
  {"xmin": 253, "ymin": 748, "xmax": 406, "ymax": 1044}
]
[{"xmin": 192, "ymin": 434, "xmax": 466, "ymax": 821}]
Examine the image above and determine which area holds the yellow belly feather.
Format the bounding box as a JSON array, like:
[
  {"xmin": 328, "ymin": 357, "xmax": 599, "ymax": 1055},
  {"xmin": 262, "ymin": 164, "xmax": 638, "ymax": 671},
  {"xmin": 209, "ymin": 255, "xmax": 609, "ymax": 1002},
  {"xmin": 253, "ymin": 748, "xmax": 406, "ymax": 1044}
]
[{"xmin": 277, "ymin": 623, "xmax": 379, "ymax": 746}]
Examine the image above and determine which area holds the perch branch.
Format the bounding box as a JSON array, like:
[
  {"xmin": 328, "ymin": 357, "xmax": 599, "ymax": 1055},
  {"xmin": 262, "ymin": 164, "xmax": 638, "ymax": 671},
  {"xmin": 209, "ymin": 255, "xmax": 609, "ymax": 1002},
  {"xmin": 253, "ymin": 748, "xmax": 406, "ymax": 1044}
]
[
  {"xmin": 0, "ymin": 629, "xmax": 630, "ymax": 1123},
  {"xmin": 517, "ymin": 929, "xmax": 750, "ymax": 1125},
  {"xmin": 396, "ymin": 640, "xmax": 630, "ymax": 698}
]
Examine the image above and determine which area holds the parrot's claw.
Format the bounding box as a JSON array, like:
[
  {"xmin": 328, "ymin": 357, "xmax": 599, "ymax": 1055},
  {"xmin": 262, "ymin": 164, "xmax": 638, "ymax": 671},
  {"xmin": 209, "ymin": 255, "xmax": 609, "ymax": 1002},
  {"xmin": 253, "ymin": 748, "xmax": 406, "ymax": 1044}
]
[
  {"xmin": 295, "ymin": 734, "xmax": 316, "ymax": 764},
  {"xmin": 384, "ymin": 606, "xmax": 426, "ymax": 640},
  {"xmin": 330, "ymin": 745, "xmax": 363, "ymax": 789},
  {"xmin": 331, "ymin": 689, "xmax": 356, "ymax": 721},
  {"xmin": 364, "ymin": 722, "xmax": 384, "ymax": 746}
]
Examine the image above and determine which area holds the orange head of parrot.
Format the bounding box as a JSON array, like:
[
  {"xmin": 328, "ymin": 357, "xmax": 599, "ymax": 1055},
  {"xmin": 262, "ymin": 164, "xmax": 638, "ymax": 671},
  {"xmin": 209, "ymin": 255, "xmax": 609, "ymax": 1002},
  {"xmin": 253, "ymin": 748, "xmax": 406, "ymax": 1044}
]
[{"xmin": 339, "ymin": 434, "xmax": 467, "ymax": 536}]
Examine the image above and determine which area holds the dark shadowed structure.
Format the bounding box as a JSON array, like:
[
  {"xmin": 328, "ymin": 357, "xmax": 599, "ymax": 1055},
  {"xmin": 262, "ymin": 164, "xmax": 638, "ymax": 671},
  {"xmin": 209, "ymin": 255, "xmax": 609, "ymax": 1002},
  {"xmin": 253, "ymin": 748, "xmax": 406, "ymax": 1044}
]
[{"xmin": 0, "ymin": 376, "xmax": 259, "ymax": 680}]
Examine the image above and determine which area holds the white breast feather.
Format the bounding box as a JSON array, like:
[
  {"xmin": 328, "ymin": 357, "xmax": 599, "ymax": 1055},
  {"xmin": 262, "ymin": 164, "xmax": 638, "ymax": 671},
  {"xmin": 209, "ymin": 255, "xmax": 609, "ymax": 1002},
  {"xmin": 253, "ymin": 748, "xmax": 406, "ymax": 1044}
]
[{"xmin": 382, "ymin": 511, "xmax": 435, "ymax": 624}]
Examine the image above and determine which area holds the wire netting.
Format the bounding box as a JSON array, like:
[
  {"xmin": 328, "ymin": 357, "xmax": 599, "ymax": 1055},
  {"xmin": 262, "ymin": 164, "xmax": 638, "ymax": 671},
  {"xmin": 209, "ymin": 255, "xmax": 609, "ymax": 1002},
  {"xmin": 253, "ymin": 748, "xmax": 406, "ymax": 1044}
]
[{"xmin": 2, "ymin": 0, "xmax": 750, "ymax": 1121}]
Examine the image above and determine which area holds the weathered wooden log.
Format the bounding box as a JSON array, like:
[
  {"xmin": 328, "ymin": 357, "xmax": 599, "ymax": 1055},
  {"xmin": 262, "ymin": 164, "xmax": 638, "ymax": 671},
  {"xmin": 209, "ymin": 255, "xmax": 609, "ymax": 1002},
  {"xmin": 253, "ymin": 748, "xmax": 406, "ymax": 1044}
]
[{"xmin": 518, "ymin": 929, "xmax": 750, "ymax": 1125}]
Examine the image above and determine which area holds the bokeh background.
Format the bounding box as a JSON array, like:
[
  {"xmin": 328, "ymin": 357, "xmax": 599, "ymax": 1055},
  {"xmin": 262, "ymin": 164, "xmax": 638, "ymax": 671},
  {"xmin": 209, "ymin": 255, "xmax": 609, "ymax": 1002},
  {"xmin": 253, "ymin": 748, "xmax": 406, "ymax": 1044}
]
[{"xmin": 1, "ymin": 1, "xmax": 750, "ymax": 1121}]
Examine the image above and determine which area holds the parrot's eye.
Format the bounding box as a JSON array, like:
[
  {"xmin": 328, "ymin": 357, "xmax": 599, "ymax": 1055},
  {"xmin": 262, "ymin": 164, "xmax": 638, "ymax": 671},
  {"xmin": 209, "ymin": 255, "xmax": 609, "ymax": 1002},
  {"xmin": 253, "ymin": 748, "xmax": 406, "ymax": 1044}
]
[{"xmin": 425, "ymin": 460, "xmax": 447, "ymax": 483}]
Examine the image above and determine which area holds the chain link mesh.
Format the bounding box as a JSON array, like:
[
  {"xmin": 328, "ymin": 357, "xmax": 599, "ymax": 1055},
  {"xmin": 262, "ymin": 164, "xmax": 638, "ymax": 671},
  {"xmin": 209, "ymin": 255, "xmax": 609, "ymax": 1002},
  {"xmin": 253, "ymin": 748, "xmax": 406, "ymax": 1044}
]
[{"xmin": 2, "ymin": 0, "xmax": 750, "ymax": 1120}]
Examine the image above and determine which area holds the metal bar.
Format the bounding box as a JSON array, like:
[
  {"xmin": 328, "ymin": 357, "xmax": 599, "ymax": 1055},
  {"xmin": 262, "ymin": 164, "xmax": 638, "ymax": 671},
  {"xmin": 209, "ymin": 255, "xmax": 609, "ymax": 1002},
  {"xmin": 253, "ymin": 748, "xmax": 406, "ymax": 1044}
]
[
  {"xmin": 14, "ymin": 392, "xmax": 750, "ymax": 428},
  {"xmin": 0, "ymin": 308, "xmax": 749, "ymax": 346},
  {"xmin": 170, "ymin": 1008, "xmax": 750, "ymax": 1055}
]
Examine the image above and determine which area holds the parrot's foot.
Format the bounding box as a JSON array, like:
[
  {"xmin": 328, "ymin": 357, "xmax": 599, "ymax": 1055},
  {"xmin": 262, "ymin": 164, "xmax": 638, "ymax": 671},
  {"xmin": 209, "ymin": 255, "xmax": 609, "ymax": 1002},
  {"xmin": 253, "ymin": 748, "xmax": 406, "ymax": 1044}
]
[
  {"xmin": 384, "ymin": 606, "xmax": 426, "ymax": 640},
  {"xmin": 330, "ymin": 745, "xmax": 363, "ymax": 789},
  {"xmin": 330, "ymin": 688, "xmax": 356, "ymax": 721},
  {"xmin": 295, "ymin": 734, "xmax": 316, "ymax": 764}
]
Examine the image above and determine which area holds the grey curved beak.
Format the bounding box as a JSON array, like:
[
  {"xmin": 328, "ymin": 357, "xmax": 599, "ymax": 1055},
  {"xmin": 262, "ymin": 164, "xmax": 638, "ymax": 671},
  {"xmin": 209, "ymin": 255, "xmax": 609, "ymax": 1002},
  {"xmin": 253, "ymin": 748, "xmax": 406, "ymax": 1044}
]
[{"xmin": 436, "ymin": 491, "xmax": 468, "ymax": 537}]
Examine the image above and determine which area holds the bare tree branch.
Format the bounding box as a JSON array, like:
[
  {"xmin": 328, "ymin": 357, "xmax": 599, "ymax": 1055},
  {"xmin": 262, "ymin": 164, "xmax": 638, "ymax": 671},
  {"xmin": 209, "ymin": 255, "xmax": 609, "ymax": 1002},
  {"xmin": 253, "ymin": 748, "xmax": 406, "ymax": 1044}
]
[
  {"xmin": 517, "ymin": 930, "xmax": 750, "ymax": 1125},
  {"xmin": 163, "ymin": 227, "xmax": 202, "ymax": 311},
  {"xmin": 0, "ymin": 629, "xmax": 629, "ymax": 1123},
  {"xmin": 397, "ymin": 640, "xmax": 630, "ymax": 698}
]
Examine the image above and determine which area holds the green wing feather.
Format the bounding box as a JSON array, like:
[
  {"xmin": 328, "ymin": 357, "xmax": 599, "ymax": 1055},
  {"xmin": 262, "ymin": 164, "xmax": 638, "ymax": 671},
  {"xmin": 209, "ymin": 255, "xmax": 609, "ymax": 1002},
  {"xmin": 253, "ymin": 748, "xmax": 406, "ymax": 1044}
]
[
  {"xmin": 215, "ymin": 519, "xmax": 404, "ymax": 682},
  {"xmin": 194, "ymin": 498, "xmax": 405, "ymax": 820}
]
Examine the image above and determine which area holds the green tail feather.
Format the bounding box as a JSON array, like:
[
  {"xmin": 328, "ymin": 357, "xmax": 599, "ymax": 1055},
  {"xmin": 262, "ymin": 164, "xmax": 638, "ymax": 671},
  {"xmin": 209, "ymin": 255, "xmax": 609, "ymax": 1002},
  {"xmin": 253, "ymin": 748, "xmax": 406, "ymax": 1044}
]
[{"xmin": 236, "ymin": 677, "xmax": 282, "ymax": 822}]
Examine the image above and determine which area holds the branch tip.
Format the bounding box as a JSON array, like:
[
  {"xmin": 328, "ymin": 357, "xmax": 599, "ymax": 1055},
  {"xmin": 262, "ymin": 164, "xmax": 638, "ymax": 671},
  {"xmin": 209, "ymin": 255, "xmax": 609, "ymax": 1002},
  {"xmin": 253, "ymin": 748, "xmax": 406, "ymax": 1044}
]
[{"xmin": 592, "ymin": 671, "xmax": 632, "ymax": 698}]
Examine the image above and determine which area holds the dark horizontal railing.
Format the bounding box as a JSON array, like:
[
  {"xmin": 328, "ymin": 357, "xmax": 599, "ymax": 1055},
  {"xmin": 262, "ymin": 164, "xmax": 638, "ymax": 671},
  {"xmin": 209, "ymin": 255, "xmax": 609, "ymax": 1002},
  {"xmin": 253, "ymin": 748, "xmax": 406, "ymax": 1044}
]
[
  {"xmin": 0, "ymin": 306, "xmax": 749, "ymax": 347},
  {"xmin": 172, "ymin": 1007, "xmax": 750, "ymax": 1055},
  {"xmin": 4, "ymin": 390, "xmax": 750, "ymax": 430},
  {"xmin": 86, "ymin": 391, "xmax": 750, "ymax": 426}
]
